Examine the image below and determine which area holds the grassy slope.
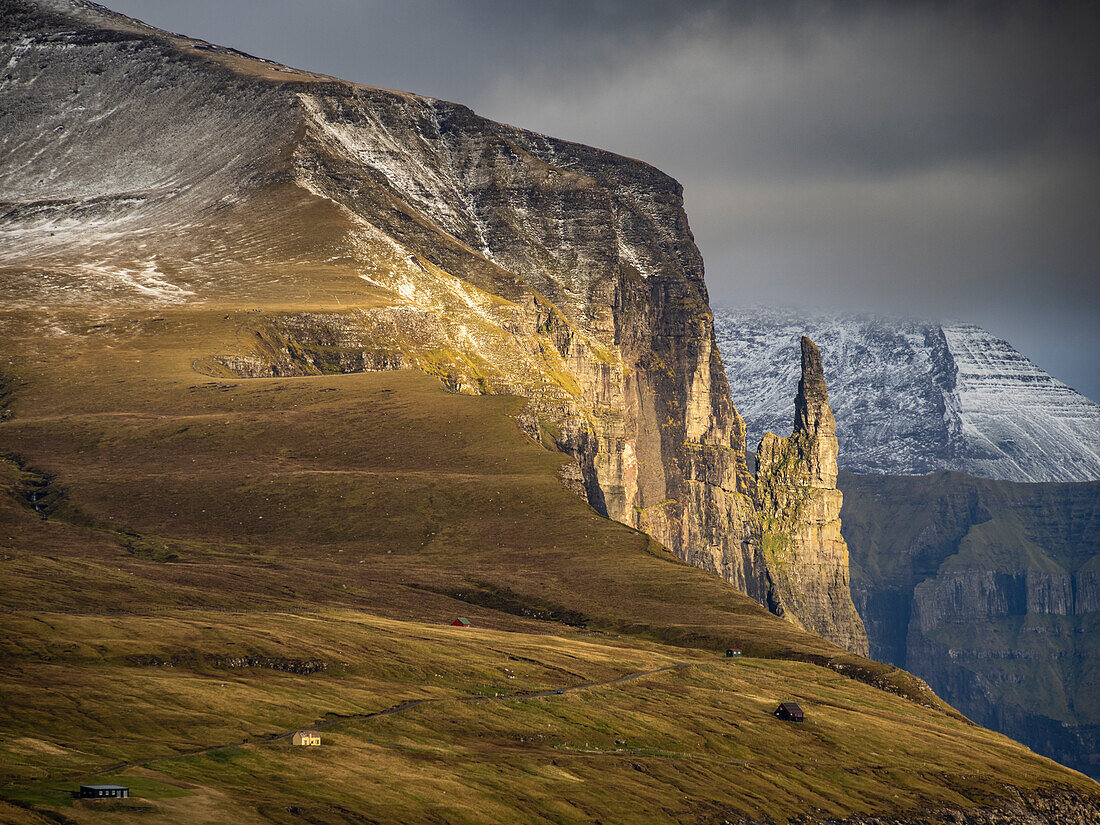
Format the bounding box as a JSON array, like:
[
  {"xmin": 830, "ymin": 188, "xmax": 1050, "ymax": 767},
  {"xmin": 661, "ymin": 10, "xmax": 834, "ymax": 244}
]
[
  {"xmin": 0, "ymin": 306, "xmax": 914, "ymax": 666},
  {"xmin": 2, "ymin": 612, "xmax": 1086, "ymax": 825},
  {"xmin": 0, "ymin": 304, "xmax": 1097, "ymax": 823}
]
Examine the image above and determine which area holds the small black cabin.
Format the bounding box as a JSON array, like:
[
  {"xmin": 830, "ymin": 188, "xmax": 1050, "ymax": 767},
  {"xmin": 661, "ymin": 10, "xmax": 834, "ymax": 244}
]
[
  {"xmin": 80, "ymin": 785, "xmax": 130, "ymax": 799},
  {"xmin": 774, "ymin": 702, "xmax": 804, "ymax": 722}
]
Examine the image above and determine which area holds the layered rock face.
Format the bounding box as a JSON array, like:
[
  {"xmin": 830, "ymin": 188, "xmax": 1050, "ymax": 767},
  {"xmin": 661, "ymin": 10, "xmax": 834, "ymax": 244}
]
[
  {"xmin": 285, "ymin": 66, "xmax": 769, "ymax": 601},
  {"xmin": 0, "ymin": 1, "xmax": 768, "ymax": 603},
  {"xmin": 842, "ymin": 471, "xmax": 1100, "ymax": 779},
  {"xmin": 2, "ymin": 1, "xmax": 894, "ymax": 651},
  {"xmin": 755, "ymin": 338, "xmax": 870, "ymax": 655}
]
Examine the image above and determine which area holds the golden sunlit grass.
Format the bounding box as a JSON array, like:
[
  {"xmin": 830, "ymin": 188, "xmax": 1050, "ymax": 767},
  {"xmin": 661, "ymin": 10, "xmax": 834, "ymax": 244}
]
[
  {"xmin": 2, "ymin": 611, "xmax": 1091, "ymax": 824},
  {"xmin": 1, "ymin": 306, "xmax": 1096, "ymax": 823}
]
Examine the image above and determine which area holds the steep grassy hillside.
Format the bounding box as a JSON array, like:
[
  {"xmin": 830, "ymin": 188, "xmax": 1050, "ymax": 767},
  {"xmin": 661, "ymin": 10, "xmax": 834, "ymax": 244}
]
[
  {"xmin": 2, "ymin": 1, "xmax": 1098, "ymax": 821},
  {"xmin": 3, "ymin": 612, "xmax": 1092, "ymax": 825},
  {"xmin": 0, "ymin": 314, "xmax": 1097, "ymax": 822},
  {"xmin": 0, "ymin": 306, "xmax": 918, "ymax": 681},
  {"xmin": 842, "ymin": 470, "xmax": 1100, "ymax": 780}
]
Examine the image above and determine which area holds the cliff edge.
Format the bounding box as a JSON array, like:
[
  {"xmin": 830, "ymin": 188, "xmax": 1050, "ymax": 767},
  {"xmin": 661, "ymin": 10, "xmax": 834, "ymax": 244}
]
[
  {"xmin": 0, "ymin": 0, "xmax": 774, "ymax": 604},
  {"xmin": 3, "ymin": 0, "xmax": 871, "ymax": 653},
  {"xmin": 756, "ymin": 337, "xmax": 870, "ymax": 654}
]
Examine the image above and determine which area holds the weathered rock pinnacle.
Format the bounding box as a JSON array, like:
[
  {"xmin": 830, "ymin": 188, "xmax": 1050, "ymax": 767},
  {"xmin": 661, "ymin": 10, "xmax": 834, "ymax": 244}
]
[
  {"xmin": 794, "ymin": 336, "xmax": 839, "ymax": 488},
  {"xmin": 755, "ymin": 336, "xmax": 869, "ymax": 655}
]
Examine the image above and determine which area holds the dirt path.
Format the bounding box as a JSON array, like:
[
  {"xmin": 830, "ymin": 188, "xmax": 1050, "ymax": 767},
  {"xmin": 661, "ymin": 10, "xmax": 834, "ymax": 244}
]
[{"xmin": 89, "ymin": 662, "xmax": 694, "ymax": 778}]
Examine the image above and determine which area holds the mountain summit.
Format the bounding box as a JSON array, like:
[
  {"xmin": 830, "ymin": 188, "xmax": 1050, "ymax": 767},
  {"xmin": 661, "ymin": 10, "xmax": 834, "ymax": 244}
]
[{"xmin": 715, "ymin": 309, "xmax": 1100, "ymax": 483}]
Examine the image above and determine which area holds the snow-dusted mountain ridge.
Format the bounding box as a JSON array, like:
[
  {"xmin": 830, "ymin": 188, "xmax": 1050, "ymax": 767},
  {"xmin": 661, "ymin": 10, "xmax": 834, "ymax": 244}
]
[{"xmin": 714, "ymin": 309, "xmax": 1100, "ymax": 483}]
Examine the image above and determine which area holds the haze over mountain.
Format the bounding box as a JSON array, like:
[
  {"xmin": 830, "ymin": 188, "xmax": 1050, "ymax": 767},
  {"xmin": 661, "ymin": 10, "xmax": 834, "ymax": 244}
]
[{"xmin": 715, "ymin": 309, "xmax": 1100, "ymax": 483}]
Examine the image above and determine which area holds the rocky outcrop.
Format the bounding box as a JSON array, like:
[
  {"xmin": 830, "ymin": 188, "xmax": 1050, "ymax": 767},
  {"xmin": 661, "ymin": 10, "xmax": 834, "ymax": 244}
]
[
  {"xmin": 126, "ymin": 653, "xmax": 328, "ymax": 674},
  {"xmin": 842, "ymin": 470, "xmax": 1100, "ymax": 780},
  {"xmin": 755, "ymin": 337, "xmax": 870, "ymax": 655},
  {"xmin": 0, "ymin": 0, "xmax": 769, "ymax": 605},
  {"xmin": 286, "ymin": 89, "xmax": 771, "ymax": 599}
]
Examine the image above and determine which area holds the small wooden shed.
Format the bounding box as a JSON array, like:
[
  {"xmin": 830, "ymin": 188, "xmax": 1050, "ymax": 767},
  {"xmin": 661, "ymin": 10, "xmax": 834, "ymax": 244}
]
[
  {"xmin": 774, "ymin": 702, "xmax": 804, "ymax": 722},
  {"xmin": 80, "ymin": 785, "xmax": 129, "ymax": 799},
  {"xmin": 292, "ymin": 730, "xmax": 321, "ymax": 746},
  {"xmin": 451, "ymin": 617, "xmax": 472, "ymax": 627}
]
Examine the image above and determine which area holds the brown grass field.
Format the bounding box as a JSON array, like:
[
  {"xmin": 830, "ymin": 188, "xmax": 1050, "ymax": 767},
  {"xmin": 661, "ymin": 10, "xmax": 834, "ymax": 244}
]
[{"xmin": 1, "ymin": 302, "xmax": 1097, "ymax": 823}]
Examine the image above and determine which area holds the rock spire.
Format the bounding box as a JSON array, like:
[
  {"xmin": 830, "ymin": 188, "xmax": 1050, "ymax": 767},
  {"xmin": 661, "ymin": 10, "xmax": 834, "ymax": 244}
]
[{"xmin": 755, "ymin": 337, "xmax": 869, "ymax": 655}]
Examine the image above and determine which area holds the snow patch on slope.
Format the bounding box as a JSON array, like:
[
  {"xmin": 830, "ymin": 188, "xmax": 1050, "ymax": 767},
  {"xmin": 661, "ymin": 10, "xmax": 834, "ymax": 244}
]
[{"xmin": 715, "ymin": 309, "xmax": 1100, "ymax": 483}]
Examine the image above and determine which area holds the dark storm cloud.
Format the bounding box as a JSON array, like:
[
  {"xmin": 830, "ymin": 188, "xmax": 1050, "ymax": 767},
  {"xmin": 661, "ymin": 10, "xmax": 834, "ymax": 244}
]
[{"xmin": 107, "ymin": 0, "xmax": 1100, "ymax": 398}]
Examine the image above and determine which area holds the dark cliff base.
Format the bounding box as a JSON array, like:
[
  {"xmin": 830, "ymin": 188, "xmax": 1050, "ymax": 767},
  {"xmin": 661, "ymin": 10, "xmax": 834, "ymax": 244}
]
[
  {"xmin": 709, "ymin": 786, "xmax": 1100, "ymax": 825},
  {"xmin": 841, "ymin": 469, "xmax": 1100, "ymax": 780}
]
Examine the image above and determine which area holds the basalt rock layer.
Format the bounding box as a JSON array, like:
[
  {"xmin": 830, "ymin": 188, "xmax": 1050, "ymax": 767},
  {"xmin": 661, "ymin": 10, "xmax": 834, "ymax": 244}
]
[
  {"xmin": 755, "ymin": 338, "xmax": 870, "ymax": 655},
  {"xmin": 0, "ymin": 1, "xmax": 767, "ymax": 602},
  {"xmin": 842, "ymin": 469, "xmax": 1100, "ymax": 779}
]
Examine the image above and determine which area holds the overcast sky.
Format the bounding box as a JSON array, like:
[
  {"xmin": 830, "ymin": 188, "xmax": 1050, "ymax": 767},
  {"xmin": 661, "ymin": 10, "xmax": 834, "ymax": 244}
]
[{"xmin": 107, "ymin": 0, "xmax": 1100, "ymax": 400}]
